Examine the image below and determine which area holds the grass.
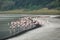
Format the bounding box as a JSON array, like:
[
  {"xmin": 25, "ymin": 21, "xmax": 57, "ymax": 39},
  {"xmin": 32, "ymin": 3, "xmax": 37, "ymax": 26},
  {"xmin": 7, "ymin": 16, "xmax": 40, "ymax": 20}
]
[{"xmin": 0, "ymin": 8, "xmax": 60, "ymax": 15}]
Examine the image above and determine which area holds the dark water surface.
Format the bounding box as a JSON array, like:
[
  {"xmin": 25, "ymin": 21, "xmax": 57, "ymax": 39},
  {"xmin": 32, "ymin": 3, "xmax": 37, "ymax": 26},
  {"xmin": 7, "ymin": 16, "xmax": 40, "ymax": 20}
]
[
  {"xmin": 0, "ymin": 14, "xmax": 24, "ymax": 39},
  {"xmin": 0, "ymin": 18, "xmax": 16, "ymax": 39}
]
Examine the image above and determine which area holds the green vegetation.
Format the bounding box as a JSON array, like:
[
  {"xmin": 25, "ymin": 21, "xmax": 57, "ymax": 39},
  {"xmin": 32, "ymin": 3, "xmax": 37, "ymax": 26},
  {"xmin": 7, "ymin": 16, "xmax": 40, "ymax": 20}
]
[
  {"xmin": 0, "ymin": 0, "xmax": 60, "ymax": 14},
  {"xmin": 0, "ymin": 0, "xmax": 60, "ymax": 11}
]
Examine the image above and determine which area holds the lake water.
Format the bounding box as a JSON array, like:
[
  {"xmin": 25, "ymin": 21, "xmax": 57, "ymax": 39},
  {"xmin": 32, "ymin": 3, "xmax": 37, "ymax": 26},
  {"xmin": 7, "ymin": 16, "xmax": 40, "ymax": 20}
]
[
  {"xmin": 0, "ymin": 14, "xmax": 59, "ymax": 39},
  {"xmin": 0, "ymin": 14, "xmax": 23, "ymax": 39}
]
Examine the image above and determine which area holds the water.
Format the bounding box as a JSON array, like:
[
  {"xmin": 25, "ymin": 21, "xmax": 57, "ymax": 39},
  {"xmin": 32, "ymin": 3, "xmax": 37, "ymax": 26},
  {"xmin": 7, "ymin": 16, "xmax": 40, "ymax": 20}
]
[
  {"xmin": 0, "ymin": 18, "xmax": 14, "ymax": 39},
  {"xmin": 0, "ymin": 14, "xmax": 23, "ymax": 39},
  {"xmin": 0, "ymin": 14, "xmax": 32, "ymax": 39},
  {"xmin": 0, "ymin": 14, "xmax": 59, "ymax": 39}
]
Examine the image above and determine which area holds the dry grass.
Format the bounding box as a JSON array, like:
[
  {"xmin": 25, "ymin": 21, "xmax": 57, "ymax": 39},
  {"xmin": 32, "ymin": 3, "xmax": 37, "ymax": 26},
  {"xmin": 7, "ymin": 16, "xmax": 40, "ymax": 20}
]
[{"xmin": 0, "ymin": 8, "xmax": 60, "ymax": 14}]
